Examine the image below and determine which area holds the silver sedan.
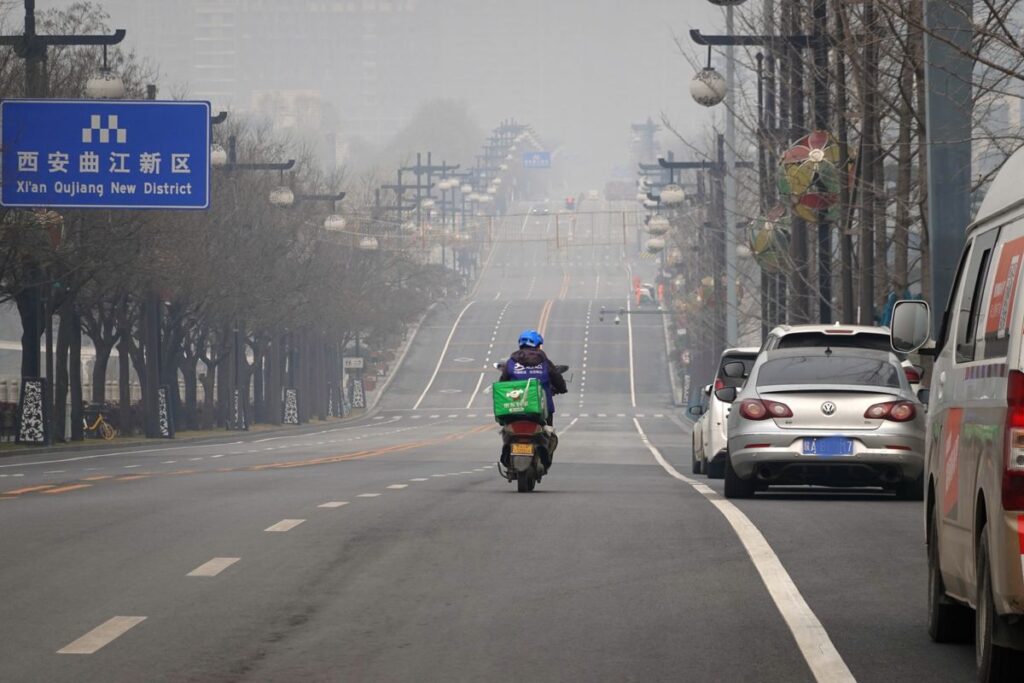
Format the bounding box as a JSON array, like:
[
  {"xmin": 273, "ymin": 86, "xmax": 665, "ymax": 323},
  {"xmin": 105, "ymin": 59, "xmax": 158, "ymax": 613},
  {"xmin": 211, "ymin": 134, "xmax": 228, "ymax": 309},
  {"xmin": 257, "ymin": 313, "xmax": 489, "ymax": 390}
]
[{"xmin": 719, "ymin": 347, "xmax": 925, "ymax": 499}]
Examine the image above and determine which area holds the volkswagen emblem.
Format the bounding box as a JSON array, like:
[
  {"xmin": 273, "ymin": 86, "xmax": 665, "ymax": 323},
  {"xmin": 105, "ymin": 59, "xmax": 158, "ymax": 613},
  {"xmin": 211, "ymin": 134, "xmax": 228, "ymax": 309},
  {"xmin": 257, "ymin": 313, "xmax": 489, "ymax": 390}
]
[{"xmin": 821, "ymin": 401, "xmax": 837, "ymax": 416}]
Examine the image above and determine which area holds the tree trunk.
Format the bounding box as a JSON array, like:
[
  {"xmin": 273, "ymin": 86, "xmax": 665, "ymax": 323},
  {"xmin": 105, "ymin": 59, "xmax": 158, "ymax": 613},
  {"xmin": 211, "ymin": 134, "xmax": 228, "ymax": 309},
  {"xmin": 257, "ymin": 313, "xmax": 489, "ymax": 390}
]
[
  {"xmin": 118, "ymin": 336, "xmax": 131, "ymax": 435},
  {"xmin": 182, "ymin": 355, "xmax": 199, "ymax": 430},
  {"xmin": 90, "ymin": 341, "xmax": 114, "ymax": 404},
  {"xmin": 70, "ymin": 312, "xmax": 84, "ymax": 441},
  {"xmin": 53, "ymin": 308, "xmax": 72, "ymax": 442}
]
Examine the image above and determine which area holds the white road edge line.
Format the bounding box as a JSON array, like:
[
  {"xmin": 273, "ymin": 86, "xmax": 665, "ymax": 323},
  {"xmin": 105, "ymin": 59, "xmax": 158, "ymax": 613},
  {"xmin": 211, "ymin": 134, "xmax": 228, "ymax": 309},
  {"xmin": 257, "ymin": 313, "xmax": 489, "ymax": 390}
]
[
  {"xmin": 625, "ymin": 292, "xmax": 636, "ymax": 408},
  {"xmin": 631, "ymin": 418, "xmax": 855, "ymax": 683},
  {"xmin": 57, "ymin": 616, "xmax": 146, "ymax": 654},
  {"xmin": 560, "ymin": 417, "xmax": 580, "ymax": 435},
  {"xmin": 413, "ymin": 300, "xmax": 476, "ymax": 409},
  {"xmin": 187, "ymin": 557, "xmax": 240, "ymax": 577},
  {"xmin": 264, "ymin": 519, "xmax": 305, "ymax": 532},
  {"xmin": 466, "ymin": 371, "xmax": 487, "ymax": 409}
]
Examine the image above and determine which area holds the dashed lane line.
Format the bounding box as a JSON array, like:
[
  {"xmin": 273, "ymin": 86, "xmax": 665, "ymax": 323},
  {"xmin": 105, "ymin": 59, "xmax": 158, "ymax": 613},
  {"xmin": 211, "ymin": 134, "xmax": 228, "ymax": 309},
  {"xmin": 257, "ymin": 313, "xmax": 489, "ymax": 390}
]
[
  {"xmin": 318, "ymin": 501, "xmax": 349, "ymax": 508},
  {"xmin": 264, "ymin": 519, "xmax": 305, "ymax": 532},
  {"xmin": 386, "ymin": 484, "xmax": 408, "ymax": 490},
  {"xmin": 187, "ymin": 557, "xmax": 240, "ymax": 577},
  {"xmin": 410, "ymin": 478, "xmax": 429, "ymax": 482},
  {"xmin": 633, "ymin": 418, "xmax": 855, "ymax": 683},
  {"xmin": 57, "ymin": 616, "xmax": 146, "ymax": 655},
  {"xmin": 357, "ymin": 493, "xmax": 381, "ymax": 498}
]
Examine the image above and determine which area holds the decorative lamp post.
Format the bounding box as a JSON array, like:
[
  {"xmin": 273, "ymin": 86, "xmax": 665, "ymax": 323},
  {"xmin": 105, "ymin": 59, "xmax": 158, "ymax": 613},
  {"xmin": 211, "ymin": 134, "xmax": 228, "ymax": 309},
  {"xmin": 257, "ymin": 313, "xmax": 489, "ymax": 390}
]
[
  {"xmin": 690, "ymin": 65, "xmax": 726, "ymax": 107},
  {"xmin": 461, "ymin": 184, "xmax": 473, "ymax": 194},
  {"xmin": 269, "ymin": 186, "xmax": 295, "ymax": 207},
  {"xmin": 647, "ymin": 215, "xmax": 670, "ymax": 236},
  {"xmin": 84, "ymin": 46, "xmax": 126, "ymax": 99},
  {"xmin": 646, "ymin": 237, "xmax": 666, "ymax": 254},
  {"xmin": 210, "ymin": 144, "xmax": 228, "ymax": 167},
  {"xmin": 661, "ymin": 184, "xmax": 686, "ymax": 205},
  {"xmin": 359, "ymin": 236, "xmax": 379, "ymax": 251},
  {"xmin": 323, "ymin": 214, "xmax": 347, "ymax": 232}
]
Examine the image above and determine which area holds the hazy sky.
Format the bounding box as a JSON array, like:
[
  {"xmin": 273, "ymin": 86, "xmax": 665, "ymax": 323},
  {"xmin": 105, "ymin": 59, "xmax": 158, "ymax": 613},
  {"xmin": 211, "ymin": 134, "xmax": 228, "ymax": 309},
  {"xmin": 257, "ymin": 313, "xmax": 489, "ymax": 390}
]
[{"xmin": 36, "ymin": 0, "xmax": 726, "ymax": 189}]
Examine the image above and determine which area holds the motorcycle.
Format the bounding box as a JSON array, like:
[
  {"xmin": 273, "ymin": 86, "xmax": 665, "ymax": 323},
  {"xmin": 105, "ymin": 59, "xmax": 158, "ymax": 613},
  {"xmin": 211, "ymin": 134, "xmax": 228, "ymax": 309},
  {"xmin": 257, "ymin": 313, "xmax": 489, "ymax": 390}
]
[{"xmin": 494, "ymin": 363, "xmax": 569, "ymax": 493}]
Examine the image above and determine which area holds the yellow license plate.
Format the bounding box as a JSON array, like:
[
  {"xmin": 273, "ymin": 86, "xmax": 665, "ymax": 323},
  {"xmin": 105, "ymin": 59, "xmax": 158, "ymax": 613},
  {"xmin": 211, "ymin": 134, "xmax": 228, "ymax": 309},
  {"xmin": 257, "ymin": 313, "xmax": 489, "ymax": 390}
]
[{"xmin": 510, "ymin": 443, "xmax": 534, "ymax": 456}]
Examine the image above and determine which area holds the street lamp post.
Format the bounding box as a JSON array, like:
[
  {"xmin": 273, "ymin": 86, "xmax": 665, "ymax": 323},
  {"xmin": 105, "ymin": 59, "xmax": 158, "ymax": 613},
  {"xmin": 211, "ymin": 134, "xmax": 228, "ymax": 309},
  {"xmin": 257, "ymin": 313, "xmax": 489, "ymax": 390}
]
[{"xmin": 1, "ymin": 0, "xmax": 125, "ymax": 444}]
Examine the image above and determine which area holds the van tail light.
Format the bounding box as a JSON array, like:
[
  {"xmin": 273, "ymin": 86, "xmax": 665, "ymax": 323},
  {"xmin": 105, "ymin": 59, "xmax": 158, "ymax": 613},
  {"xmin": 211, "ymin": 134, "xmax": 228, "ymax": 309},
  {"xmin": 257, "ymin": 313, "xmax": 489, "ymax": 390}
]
[
  {"xmin": 864, "ymin": 401, "xmax": 916, "ymax": 422},
  {"xmin": 1002, "ymin": 371, "xmax": 1024, "ymax": 510},
  {"xmin": 714, "ymin": 377, "xmax": 725, "ymax": 391},
  {"xmin": 904, "ymin": 367, "xmax": 922, "ymax": 384},
  {"xmin": 739, "ymin": 399, "xmax": 792, "ymax": 420}
]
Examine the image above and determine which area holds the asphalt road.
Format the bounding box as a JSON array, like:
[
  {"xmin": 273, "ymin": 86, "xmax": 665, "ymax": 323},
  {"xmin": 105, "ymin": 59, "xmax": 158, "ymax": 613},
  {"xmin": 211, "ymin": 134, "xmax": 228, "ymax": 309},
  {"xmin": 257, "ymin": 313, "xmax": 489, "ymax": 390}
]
[{"xmin": 0, "ymin": 200, "xmax": 976, "ymax": 682}]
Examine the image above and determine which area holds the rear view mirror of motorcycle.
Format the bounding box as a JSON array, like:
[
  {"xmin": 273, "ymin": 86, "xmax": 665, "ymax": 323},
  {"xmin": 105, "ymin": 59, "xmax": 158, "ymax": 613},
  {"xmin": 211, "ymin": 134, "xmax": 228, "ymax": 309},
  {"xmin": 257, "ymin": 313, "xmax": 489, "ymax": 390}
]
[
  {"xmin": 554, "ymin": 365, "xmax": 569, "ymax": 374},
  {"xmin": 492, "ymin": 362, "xmax": 503, "ymax": 370}
]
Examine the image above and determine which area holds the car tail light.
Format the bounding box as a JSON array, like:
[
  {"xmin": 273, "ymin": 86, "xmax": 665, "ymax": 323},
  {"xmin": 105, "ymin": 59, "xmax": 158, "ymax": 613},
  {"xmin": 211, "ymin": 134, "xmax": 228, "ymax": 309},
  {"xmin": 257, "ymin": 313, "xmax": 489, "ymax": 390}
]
[
  {"xmin": 739, "ymin": 399, "xmax": 792, "ymax": 420},
  {"xmin": 1002, "ymin": 371, "xmax": 1024, "ymax": 510},
  {"xmin": 904, "ymin": 367, "xmax": 922, "ymax": 383},
  {"xmin": 714, "ymin": 377, "xmax": 725, "ymax": 391},
  {"xmin": 864, "ymin": 401, "xmax": 916, "ymax": 422}
]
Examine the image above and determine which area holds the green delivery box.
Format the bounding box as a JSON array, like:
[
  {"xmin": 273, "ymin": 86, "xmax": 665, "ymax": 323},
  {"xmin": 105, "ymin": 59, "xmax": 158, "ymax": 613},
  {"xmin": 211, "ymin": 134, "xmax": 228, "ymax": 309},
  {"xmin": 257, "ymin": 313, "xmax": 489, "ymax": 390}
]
[{"xmin": 492, "ymin": 379, "xmax": 547, "ymax": 420}]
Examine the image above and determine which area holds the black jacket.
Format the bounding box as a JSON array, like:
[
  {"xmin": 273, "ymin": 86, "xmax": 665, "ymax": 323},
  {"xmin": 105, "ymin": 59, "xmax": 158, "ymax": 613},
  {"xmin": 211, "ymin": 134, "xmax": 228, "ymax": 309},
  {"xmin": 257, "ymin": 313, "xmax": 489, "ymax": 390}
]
[{"xmin": 500, "ymin": 348, "xmax": 568, "ymax": 395}]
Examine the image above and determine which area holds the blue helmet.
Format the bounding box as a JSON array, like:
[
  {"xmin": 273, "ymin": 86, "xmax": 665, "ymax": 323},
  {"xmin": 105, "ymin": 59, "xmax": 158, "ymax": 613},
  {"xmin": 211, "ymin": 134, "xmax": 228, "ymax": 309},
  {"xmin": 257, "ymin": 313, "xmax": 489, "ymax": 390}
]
[{"xmin": 518, "ymin": 329, "xmax": 544, "ymax": 348}]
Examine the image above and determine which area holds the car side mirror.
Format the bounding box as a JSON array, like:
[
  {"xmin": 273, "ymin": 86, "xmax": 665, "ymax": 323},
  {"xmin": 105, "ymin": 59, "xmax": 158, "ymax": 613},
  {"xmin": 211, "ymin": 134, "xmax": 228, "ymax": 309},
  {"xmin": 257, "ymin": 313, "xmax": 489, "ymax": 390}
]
[
  {"xmin": 715, "ymin": 387, "xmax": 738, "ymax": 403},
  {"xmin": 722, "ymin": 361, "xmax": 746, "ymax": 379},
  {"xmin": 891, "ymin": 300, "xmax": 931, "ymax": 353},
  {"xmin": 702, "ymin": 384, "xmax": 712, "ymax": 395},
  {"xmin": 917, "ymin": 388, "xmax": 930, "ymax": 405},
  {"xmin": 687, "ymin": 405, "xmax": 705, "ymax": 416}
]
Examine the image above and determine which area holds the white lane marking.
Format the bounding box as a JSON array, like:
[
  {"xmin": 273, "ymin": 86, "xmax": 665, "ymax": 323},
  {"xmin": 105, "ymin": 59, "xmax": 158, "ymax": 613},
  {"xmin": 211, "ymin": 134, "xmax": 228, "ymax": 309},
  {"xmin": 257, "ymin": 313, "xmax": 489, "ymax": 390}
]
[
  {"xmin": 57, "ymin": 616, "xmax": 146, "ymax": 654},
  {"xmin": 44, "ymin": 470, "xmax": 66, "ymax": 474},
  {"xmin": 265, "ymin": 519, "xmax": 305, "ymax": 532},
  {"xmin": 466, "ymin": 372, "xmax": 487, "ymax": 409},
  {"xmin": 409, "ymin": 478, "xmax": 429, "ymax": 482},
  {"xmin": 431, "ymin": 474, "xmax": 446, "ymax": 477},
  {"xmin": 187, "ymin": 557, "xmax": 240, "ymax": 577},
  {"xmin": 162, "ymin": 461, "xmax": 176, "ymax": 464},
  {"xmin": 211, "ymin": 454, "xmax": 225, "ymax": 459},
  {"xmin": 430, "ymin": 415, "xmax": 440, "ymax": 419},
  {"xmin": 124, "ymin": 464, "xmax": 141, "ymax": 469},
  {"xmin": 318, "ymin": 501, "xmax": 349, "ymax": 508},
  {"xmin": 632, "ymin": 418, "xmax": 855, "ymax": 683},
  {"xmin": 560, "ymin": 417, "xmax": 580, "ymax": 435},
  {"xmin": 625, "ymin": 293, "xmax": 636, "ymax": 408},
  {"xmin": 387, "ymin": 484, "xmax": 408, "ymax": 489},
  {"xmin": 411, "ymin": 415, "xmax": 422, "ymax": 419},
  {"xmin": 413, "ymin": 299, "xmax": 476, "ymax": 409},
  {"xmin": 357, "ymin": 493, "xmax": 381, "ymax": 498}
]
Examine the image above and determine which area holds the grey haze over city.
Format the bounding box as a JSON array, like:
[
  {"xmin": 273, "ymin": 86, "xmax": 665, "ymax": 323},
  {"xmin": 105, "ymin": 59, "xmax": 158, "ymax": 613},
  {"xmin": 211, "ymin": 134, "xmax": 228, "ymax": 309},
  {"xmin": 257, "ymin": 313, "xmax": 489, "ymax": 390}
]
[{"xmin": 39, "ymin": 0, "xmax": 721, "ymax": 188}]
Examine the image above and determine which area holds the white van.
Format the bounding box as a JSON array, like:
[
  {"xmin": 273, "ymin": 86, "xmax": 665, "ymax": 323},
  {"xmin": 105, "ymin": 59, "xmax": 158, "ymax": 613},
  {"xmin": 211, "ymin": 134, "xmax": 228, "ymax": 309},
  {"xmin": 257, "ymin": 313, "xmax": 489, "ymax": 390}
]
[{"xmin": 891, "ymin": 148, "xmax": 1024, "ymax": 680}]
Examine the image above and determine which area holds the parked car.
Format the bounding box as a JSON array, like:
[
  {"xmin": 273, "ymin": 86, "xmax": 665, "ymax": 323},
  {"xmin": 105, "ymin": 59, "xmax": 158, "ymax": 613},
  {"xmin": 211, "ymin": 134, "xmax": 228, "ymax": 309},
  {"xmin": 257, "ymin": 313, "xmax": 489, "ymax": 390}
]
[
  {"xmin": 891, "ymin": 147, "xmax": 1024, "ymax": 679},
  {"xmin": 688, "ymin": 384, "xmax": 712, "ymax": 474},
  {"xmin": 719, "ymin": 346, "xmax": 924, "ymax": 499},
  {"xmin": 762, "ymin": 322, "xmax": 924, "ymax": 394},
  {"xmin": 700, "ymin": 347, "xmax": 760, "ymax": 479}
]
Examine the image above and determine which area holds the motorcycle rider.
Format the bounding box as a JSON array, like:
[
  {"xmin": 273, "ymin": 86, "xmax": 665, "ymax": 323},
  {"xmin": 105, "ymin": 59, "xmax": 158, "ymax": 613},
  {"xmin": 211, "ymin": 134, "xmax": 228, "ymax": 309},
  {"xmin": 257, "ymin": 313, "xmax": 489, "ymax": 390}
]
[
  {"xmin": 499, "ymin": 329, "xmax": 567, "ymax": 471},
  {"xmin": 500, "ymin": 329, "xmax": 567, "ymax": 426}
]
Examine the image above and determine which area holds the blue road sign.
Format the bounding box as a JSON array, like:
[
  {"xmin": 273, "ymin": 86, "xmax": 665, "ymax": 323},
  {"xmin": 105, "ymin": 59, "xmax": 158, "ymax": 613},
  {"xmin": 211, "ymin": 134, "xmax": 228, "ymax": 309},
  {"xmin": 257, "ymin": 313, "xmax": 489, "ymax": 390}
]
[
  {"xmin": 522, "ymin": 151, "xmax": 551, "ymax": 169},
  {"xmin": 1, "ymin": 99, "xmax": 211, "ymax": 209}
]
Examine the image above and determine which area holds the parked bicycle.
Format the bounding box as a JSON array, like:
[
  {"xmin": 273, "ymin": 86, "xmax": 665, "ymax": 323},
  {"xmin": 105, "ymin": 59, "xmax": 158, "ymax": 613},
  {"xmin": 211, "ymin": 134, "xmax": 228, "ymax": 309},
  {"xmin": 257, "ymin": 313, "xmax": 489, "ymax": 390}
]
[{"xmin": 83, "ymin": 411, "xmax": 116, "ymax": 440}]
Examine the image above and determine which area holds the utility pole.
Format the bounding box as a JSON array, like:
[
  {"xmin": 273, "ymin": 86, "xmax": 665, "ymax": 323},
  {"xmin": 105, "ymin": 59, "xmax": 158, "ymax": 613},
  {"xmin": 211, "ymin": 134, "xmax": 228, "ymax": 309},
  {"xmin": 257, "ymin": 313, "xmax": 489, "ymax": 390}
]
[
  {"xmin": 0, "ymin": 0, "xmax": 124, "ymax": 443},
  {"xmin": 724, "ymin": 5, "xmax": 738, "ymax": 345},
  {"xmin": 924, "ymin": 0, "xmax": 973, "ymax": 334}
]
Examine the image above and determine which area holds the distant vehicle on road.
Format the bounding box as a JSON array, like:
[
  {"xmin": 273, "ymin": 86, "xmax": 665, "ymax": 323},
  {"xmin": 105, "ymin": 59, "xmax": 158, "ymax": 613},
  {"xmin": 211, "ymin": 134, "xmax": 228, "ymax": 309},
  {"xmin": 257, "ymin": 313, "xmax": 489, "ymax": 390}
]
[
  {"xmin": 531, "ymin": 205, "xmax": 549, "ymax": 215},
  {"xmin": 719, "ymin": 347, "xmax": 924, "ymax": 499},
  {"xmin": 688, "ymin": 384, "xmax": 712, "ymax": 474},
  {"xmin": 890, "ymin": 145, "xmax": 1024, "ymax": 679},
  {"xmin": 586, "ymin": 189, "xmax": 599, "ymax": 201},
  {"xmin": 699, "ymin": 347, "xmax": 759, "ymax": 478}
]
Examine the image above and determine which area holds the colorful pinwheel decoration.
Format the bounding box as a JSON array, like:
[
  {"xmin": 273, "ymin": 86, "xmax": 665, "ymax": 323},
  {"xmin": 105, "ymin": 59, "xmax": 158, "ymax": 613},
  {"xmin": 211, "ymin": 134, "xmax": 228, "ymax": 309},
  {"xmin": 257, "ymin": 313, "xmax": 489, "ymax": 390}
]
[
  {"xmin": 749, "ymin": 204, "xmax": 790, "ymax": 273},
  {"xmin": 777, "ymin": 130, "xmax": 841, "ymax": 223}
]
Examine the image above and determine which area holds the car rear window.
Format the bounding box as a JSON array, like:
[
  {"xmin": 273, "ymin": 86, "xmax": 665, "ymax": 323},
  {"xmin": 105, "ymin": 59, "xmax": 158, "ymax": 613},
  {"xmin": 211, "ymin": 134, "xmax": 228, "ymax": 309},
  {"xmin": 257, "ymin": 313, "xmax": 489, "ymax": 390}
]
[
  {"xmin": 775, "ymin": 332, "xmax": 891, "ymax": 352},
  {"xmin": 756, "ymin": 355, "xmax": 901, "ymax": 388}
]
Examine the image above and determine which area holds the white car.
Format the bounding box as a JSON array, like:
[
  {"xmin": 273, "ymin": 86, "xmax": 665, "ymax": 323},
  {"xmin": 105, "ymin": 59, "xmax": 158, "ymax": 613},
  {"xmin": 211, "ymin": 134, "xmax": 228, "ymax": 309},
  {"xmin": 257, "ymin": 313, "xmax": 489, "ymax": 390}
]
[
  {"xmin": 700, "ymin": 347, "xmax": 760, "ymax": 478},
  {"xmin": 688, "ymin": 384, "xmax": 712, "ymax": 474}
]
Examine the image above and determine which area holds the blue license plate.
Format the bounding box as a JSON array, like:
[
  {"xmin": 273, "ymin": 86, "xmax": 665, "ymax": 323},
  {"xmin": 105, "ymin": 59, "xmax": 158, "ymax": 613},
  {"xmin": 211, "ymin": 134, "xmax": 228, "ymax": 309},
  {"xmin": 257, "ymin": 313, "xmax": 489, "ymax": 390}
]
[{"xmin": 803, "ymin": 437, "xmax": 853, "ymax": 456}]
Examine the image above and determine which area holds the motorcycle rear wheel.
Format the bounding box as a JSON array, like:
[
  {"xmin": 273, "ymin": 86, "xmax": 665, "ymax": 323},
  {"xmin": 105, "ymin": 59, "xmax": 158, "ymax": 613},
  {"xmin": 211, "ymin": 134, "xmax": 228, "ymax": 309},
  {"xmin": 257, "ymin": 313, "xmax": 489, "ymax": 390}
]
[{"xmin": 516, "ymin": 471, "xmax": 534, "ymax": 493}]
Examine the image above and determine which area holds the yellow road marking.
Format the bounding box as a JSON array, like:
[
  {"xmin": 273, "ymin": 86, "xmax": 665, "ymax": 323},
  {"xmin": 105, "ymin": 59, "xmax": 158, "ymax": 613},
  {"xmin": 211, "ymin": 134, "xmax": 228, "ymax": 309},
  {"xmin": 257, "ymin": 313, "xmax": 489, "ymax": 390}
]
[
  {"xmin": 3, "ymin": 485, "xmax": 55, "ymax": 495},
  {"xmin": 42, "ymin": 484, "xmax": 92, "ymax": 495},
  {"xmin": 82, "ymin": 475, "xmax": 112, "ymax": 481},
  {"xmin": 116, "ymin": 475, "xmax": 148, "ymax": 481}
]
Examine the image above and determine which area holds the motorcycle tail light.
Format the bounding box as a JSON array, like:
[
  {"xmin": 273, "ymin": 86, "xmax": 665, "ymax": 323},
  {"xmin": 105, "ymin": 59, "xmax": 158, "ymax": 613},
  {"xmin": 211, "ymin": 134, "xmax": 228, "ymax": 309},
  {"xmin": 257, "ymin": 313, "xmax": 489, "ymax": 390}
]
[{"xmin": 508, "ymin": 421, "xmax": 541, "ymax": 435}]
